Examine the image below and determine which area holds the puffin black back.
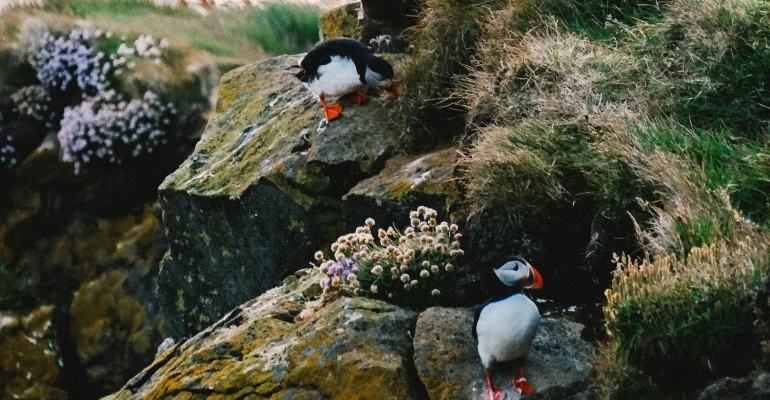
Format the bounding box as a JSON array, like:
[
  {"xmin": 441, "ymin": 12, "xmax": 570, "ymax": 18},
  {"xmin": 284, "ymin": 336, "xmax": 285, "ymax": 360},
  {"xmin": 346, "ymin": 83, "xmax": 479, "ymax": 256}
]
[{"xmin": 299, "ymin": 38, "xmax": 373, "ymax": 78}]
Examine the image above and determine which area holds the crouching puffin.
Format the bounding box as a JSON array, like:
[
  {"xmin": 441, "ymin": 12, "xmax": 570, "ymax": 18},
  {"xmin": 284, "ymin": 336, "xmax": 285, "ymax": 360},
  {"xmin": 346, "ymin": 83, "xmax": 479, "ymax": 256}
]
[
  {"xmin": 473, "ymin": 255, "xmax": 544, "ymax": 400},
  {"xmin": 296, "ymin": 38, "xmax": 399, "ymax": 121}
]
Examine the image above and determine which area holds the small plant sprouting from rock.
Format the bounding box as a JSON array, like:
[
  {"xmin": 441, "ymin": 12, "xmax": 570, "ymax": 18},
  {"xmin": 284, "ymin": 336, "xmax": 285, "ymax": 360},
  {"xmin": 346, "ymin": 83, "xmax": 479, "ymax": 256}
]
[{"xmin": 314, "ymin": 206, "xmax": 464, "ymax": 306}]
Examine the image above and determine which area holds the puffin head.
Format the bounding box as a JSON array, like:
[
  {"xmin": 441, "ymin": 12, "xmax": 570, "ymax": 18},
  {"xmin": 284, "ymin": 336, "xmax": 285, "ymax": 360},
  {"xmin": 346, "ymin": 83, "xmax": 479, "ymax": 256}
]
[
  {"xmin": 493, "ymin": 255, "xmax": 544, "ymax": 289},
  {"xmin": 365, "ymin": 56, "xmax": 399, "ymax": 96}
]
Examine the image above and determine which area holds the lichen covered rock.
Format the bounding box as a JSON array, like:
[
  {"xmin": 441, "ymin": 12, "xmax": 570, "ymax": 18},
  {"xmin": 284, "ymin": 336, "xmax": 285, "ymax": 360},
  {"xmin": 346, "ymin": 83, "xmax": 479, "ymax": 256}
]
[
  {"xmin": 0, "ymin": 305, "xmax": 67, "ymax": 400},
  {"xmin": 70, "ymin": 269, "xmax": 168, "ymax": 395},
  {"xmin": 320, "ymin": 2, "xmax": 363, "ymax": 40},
  {"xmin": 414, "ymin": 307, "xmax": 596, "ymax": 400},
  {"xmin": 342, "ymin": 146, "xmax": 460, "ymax": 230},
  {"xmin": 106, "ymin": 270, "xmax": 424, "ymax": 400},
  {"xmin": 157, "ymin": 55, "xmax": 402, "ymax": 337}
]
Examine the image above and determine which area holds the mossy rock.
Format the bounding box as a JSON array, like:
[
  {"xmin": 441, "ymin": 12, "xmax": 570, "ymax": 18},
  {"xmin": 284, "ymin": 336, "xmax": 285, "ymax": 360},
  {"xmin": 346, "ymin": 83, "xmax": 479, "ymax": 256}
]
[
  {"xmin": 342, "ymin": 145, "xmax": 461, "ymax": 230},
  {"xmin": 320, "ymin": 2, "xmax": 363, "ymax": 40},
  {"xmin": 0, "ymin": 305, "xmax": 66, "ymax": 399},
  {"xmin": 105, "ymin": 270, "xmax": 423, "ymax": 400},
  {"xmin": 157, "ymin": 54, "xmax": 403, "ymax": 338}
]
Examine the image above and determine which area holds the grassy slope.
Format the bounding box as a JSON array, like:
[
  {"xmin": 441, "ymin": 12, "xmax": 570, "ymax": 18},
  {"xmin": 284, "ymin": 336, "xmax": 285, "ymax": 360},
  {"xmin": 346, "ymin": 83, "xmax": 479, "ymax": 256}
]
[
  {"xmin": 1, "ymin": 0, "xmax": 321, "ymax": 69},
  {"xmin": 406, "ymin": 0, "xmax": 770, "ymax": 397}
]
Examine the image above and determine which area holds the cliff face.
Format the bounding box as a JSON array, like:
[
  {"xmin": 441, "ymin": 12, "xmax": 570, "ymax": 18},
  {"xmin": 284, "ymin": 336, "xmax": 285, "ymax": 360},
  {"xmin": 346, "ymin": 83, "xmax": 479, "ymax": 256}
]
[
  {"xmin": 107, "ymin": 270, "xmax": 596, "ymax": 400},
  {"xmin": 156, "ymin": 54, "xmax": 461, "ymax": 338},
  {"xmin": 109, "ymin": 44, "xmax": 599, "ymax": 399}
]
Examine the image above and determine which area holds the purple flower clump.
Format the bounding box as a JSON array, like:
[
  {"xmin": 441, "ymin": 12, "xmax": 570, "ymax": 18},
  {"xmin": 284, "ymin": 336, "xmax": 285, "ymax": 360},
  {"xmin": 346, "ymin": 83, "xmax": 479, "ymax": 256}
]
[
  {"xmin": 30, "ymin": 28, "xmax": 112, "ymax": 94},
  {"xmin": 57, "ymin": 91, "xmax": 176, "ymax": 173},
  {"xmin": 322, "ymin": 258, "xmax": 358, "ymax": 290}
]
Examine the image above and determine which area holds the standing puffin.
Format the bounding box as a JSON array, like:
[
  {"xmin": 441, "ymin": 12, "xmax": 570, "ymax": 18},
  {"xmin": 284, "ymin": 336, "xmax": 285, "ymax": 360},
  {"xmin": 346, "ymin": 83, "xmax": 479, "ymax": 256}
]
[
  {"xmin": 473, "ymin": 255, "xmax": 544, "ymax": 400},
  {"xmin": 296, "ymin": 38, "xmax": 399, "ymax": 121}
]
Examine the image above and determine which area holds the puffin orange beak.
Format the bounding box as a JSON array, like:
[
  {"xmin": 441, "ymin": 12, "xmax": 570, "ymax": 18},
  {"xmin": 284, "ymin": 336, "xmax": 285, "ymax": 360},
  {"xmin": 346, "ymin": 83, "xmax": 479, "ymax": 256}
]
[
  {"xmin": 527, "ymin": 265, "xmax": 544, "ymax": 289},
  {"xmin": 386, "ymin": 81, "xmax": 399, "ymax": 96}
]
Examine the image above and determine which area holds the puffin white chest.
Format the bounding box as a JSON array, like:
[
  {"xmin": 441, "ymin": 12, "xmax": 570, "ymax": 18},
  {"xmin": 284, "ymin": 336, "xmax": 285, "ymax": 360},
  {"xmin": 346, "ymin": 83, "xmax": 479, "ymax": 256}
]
[
  {"xmin": 307, "ymin": 55, "xmax": 364, "ymax": 97},
  {"xmin": 476, "ymin": 294, "xmax": 540, "ymax": 366}
]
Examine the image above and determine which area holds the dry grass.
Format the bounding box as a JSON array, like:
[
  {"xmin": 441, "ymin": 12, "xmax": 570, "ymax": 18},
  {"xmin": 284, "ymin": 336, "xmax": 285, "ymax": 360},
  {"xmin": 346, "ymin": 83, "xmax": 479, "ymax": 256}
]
[
  {"xmin": 456, "ymin": 0, "xmax": 770, "ymax": 393},
  {"xmin": 395, "ymin": 0, "xmax": 508, "ymax": 148},
  {"xmin": 460, "ymin": 14, "xmax": 648, "ymax": 127}
]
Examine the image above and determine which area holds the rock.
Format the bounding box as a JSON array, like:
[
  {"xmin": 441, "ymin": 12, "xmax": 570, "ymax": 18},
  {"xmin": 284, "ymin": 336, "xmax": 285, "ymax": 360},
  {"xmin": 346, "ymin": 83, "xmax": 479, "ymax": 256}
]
[
  {"xmin": 342, "ymin": 146, "xmax": 460, "ymax": 230},
  {"xmin": 697, "ymin": 372, "xmax": 770, "ymax": 400},
  {"xmin": 414, "ymin": 307, "xmax": 596, "ymax": 400},
  {"xmin": 360, "ymin": 0, "xmax": 422, "ymax": 46},
  {"xmin": 0, "ymin": 305, "xmax": 67, "ymax": 400},
  {"xmin": 0, "ymin": 184, "xmax": 41, "ymax": 262},
  {"xmin": 105, "ymin": 270, "xmax": 425, "ymax": 400},
  {"xmin": 156, "ymin": 54, "xmax": 402, "ymax": 337},
  {"xmin": 69, "ymin": 269, "xmax": 168, "ymax": 396},
  {"xmin": 320, "ymin": 2, "xmax": 363, "ymax": 40},
  {"xmin": 15, "ymin": 133, "xmax": 82, "ymax": 185}
]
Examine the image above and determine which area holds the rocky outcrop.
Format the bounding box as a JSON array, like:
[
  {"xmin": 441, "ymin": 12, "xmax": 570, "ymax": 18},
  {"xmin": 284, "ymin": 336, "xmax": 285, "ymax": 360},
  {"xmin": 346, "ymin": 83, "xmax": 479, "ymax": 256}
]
[
  {"xmin": 341, "ymin": 146, "xmax": 460, "ymax": 230},
  {"xmin": 156, "ymin": 54, "xmax": 410, "ymax": 338},
  {"xmin": 108, "ymin": 271, "xmax": 598, "ymax": 400},
  {"xmin": 0, "ymin": 201, "xmax": 168, "ymax": 398},
  {"xmin": 360, "ymin": 0, "xmax": 422, "ymax": 44},
  {"xmin": 320, "ymin": 2, "xmax": 363, "ymax": 40},
  {"xmin": 106, "ymin": 270, "xmax": 425, "ymax": 400},
  {"xmin": 70, "ymin": 269, "xmax": 168, "ymax": 395},
  {"xmin": 320, "ymin": 1, "xmax": 422, "ymax": 51},
  {"xmin": 414, "ymin": 307, "xmax": 596, "ymax": 400},
  {"xmin": 0, "ymin": 305, "xmax": 67, "ymax": 400},
  {"xmin": 696, "ymin": 372, "xmax": 770, "ymax": 400}
]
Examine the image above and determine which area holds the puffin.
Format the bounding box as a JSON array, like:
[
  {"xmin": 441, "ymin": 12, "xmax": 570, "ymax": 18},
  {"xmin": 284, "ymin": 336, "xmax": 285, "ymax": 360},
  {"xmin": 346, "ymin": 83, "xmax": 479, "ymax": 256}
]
[
  {"xmin": 473, "ymin": 255, "xmax": 544, "ymax": 400},
  {"xmin": 296, "ymin": 38, "xmax": 399, "ymax": 121}
]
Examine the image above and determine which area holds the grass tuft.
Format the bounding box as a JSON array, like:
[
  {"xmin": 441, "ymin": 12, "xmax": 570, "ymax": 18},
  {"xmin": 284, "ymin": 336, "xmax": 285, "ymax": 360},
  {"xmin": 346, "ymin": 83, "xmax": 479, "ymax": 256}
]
[{"xmin": 603, "ymin": 239, "xmax": 769, "ymax": 391}]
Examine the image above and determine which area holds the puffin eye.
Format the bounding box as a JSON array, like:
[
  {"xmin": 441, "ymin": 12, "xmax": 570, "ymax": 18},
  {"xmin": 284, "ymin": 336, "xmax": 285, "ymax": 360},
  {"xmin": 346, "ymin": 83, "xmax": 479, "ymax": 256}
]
[{"xmin": 512, "ymin": 263, "xmax": 519, "ymax": 271}]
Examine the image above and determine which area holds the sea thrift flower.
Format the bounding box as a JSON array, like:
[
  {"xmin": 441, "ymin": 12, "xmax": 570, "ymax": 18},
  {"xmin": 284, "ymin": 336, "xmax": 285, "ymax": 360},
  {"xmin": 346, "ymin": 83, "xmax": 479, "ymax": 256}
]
[
  {"xmin": 11, "ymin": 85, "xmax": 51, "ymax": 122},
  {"xmin": 57, "ymin": 90, "xmax": 175, "ymax": 172},
  {"xmin": 313, "ymin": 206, "xmax": 465, "ymax": 304},
  {"xmin": 31, "ymin": 28, "xmax": 113, "ymax": 95}
]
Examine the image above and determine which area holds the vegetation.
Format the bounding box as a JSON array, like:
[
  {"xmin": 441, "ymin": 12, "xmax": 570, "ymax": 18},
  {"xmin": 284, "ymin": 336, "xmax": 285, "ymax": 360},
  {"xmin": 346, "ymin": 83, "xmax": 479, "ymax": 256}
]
[
  {"xmin": 314, "ymin": 207, "xmax": 466, "ymax": 308},
  {"xmin": 4, "ymin": 0, "xmax": 322, "ymax": 66},
  {"xmin": 402, "ymin": 0, "xmax": 770, "ymax": 396}
]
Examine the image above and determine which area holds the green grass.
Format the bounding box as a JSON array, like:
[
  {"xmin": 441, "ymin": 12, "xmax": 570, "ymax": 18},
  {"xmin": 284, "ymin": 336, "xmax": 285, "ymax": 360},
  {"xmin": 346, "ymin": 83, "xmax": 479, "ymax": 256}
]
[
  {"xmin": 6, "ymin": 0, "xmax": 321, "ymax": 67},
  {"xmin": 41, "ymin": 0, "xmax": 196, "ymax": 17},
  {"xmin": 241, "ymin": 3, "xmax": 321, "ymax": 55},
  {"xmin": 605, "ymin": 244, "xmax": 768, "ymax": 392},
  {"xmin": 635, "ymin": 123, "xmax": 770, "ymax": 225}
]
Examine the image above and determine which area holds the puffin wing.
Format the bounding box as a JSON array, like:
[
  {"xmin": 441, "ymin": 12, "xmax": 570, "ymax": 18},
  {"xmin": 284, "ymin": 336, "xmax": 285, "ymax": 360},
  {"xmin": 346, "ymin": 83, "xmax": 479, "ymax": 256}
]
[{"xmin": 472, "ymin": 299, "xmax": 492, "ymax": 342}]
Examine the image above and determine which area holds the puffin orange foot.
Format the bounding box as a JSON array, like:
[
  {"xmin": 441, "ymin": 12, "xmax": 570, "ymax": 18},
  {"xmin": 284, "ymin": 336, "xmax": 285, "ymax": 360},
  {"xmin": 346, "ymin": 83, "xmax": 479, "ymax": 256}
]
[
  {"xmin": 481, "ymin": 386, "xmax": 507, "ymax": 400},
  {"xmin": 512, "ymin": 376, "xmax": 535, "ymax": 395},
  {"xmin": 323, "ymin": 103, "xmax": 343, "ymax": 121},
  {"xmin": 349, "ymin": 90, "xmax": 367, "ymax": 105}
]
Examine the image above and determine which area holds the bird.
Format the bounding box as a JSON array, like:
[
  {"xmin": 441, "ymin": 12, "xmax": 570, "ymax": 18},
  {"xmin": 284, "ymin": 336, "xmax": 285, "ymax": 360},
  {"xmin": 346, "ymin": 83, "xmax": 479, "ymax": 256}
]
[
  {"xmin": 295, "ymin": 38, "xmax": 399, "ymax": 121},
  {"xmin": 472, "ymin": 255, "xmax": 544, "ymax": 400}
]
